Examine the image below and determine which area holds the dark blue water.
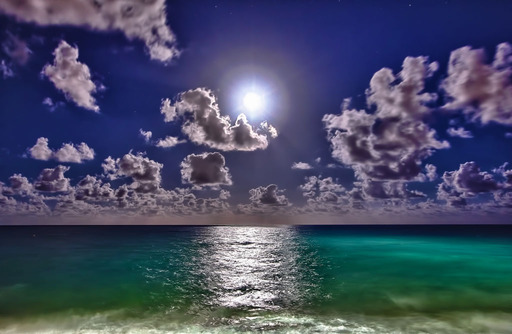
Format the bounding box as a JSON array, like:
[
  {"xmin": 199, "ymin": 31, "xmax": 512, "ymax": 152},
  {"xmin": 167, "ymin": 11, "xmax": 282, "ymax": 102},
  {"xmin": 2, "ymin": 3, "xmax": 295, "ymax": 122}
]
[{"xmin": 1, "ymin": 225, "xmax": 512, "ymax": 333}]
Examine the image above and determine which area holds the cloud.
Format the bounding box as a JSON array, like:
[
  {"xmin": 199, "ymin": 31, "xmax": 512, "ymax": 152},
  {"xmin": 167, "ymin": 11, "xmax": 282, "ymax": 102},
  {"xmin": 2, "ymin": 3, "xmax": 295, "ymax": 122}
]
[
  {"xmin": 291, "ymin": 162, "xmax": 313, "ymax": 170},
  {"xmin": 219, "ymin": 189, "xmax": 231, "ymax": 200},
  {"xmin": 42, "ymin": 97, "xmax": 64, "ymax": 112},
  {"xmin": 2, "ymin": 33, "xmax": 31, "ymax": 65},
  {"xmin": 425, "ymin": 164, "xmax": 438, "ymax": 181},
  {"xmin": 155, "ymin": 136, "xmax": 185, "ymax": 148},
  {"xmin": 139, "ymin": 129, "xmax": 152, "ymax": 143},
  {"xmin": 0, "ymin": 0, "xmax": 179, "ymax": 62},
  {"xmin": 447, "ymin": 127, "xmax": 473, "ymax": 138},
  {"xmin": 357, "ymin": 179, "xmax": 425, "ymax": 200},
  {"xmin": 29, "ymin": 137, "xmax": 53, "ymax": 161},
  {"xmin": 180, "ymin": 152, "xmax": 232, "ymax": 187},
  {"xmin": 323, "ymin": 56, "xmax": 449, "ymax": 181},
  {"xmin": 34, "ymin": 165, "xmax": 71, "ymax": 192},
  {"xmin": 103, "ymin": 152, "xmax": 163, "ymax": 193},
  {"xmin": 437, "ymin": 161, "xmax": 500, "ymax": 206},
  {"xmin": 298, "ymin": 176, "xmax": 350, "ymax": 213},
  {"xmin": 54, "ymin": 143, "xmax": 95, "ymax": 163},
  {"xmin": 74, "ymin": 175, "xmax": 114, "ymax": 201},
  {"xmin": 1, "ymin": 174, "xmax": 33, "ymax": 196},
  {"xmin": 160, "ymin": 98, "xmax": 177, "ymax": 122},
  {"xmin": 29, "ymin": 137, "xmax": 95, "ymax": 163},
  {"xmin": 166, "ymin": 88, "xmax": 277, "ymax": 151},
  {"xmin": 0, "ymin": 59, "xmax": 13, "ymax": 78},
  {"xmin": 442, "ymin": 43, "xmax": 512, "ymax": 125},
  {"xmin": 300, "ymin": 176, "xmax": 345, "ymax": 195},
  {"xmin": 249, "ymin": 184, "xmax": 289, "ymax": 206},
  {"xmin": 260, "ymin": 121, "xmax": 278, "ymax": 138},
  {"xmin": 42, "ymin": 41, "xmax": 99, "ymax": 112},
  {"xmin": 0, "ymin": 33, "xmax": 31, "ymax": 79}
]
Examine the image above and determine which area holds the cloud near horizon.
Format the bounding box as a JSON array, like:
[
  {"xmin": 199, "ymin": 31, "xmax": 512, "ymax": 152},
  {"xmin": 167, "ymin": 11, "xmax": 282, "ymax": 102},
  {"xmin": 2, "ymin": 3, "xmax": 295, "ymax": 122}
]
[
  {"xmin": 180, "ymin": 152, "xmax": 233, "ymax": 188},
  {"xmin": 3, "ymin": 32, "xmax": 512, "ymax": 222}
]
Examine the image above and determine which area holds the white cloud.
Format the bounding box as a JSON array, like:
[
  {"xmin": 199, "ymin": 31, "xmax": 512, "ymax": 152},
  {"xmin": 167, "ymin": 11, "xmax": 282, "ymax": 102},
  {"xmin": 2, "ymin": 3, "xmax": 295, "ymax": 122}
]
[
  {"xmin": 0, "ymin": 0, "xmax": 179, "ymax": 62},
  {"xmin": 291, "ymin": 162, "xmax": 313, "ymax": 170},
  {"xmin": 180, "ymin": 152, "xmax": 232, "ymax": 187},
  {"xmin": 29, "ymin": 137, "xmax": 53, "ymax": 161},
  {"xmin": 442, "ymin": 43, "xmax": 512, "ymax": 125},
  {"xmin": 447, "ymin": 127, "xmax": 473, "ymax": 138},
  {"xmin": 139, "ymin": 129, "xmax": 152, "ymax": 143},
  {"xmin": 42, "ymin": 41, "xmax": 99, "ymax": 112},
  {"xmin": 155, "ymin": 136, "xmax": 185, "ymax": 148},
  {"xmin": 54, "ymin": 143, "xmax": 95, "ymax": 163},
  {"xmin": 425, "ymin": 164, "xmax": 438, "ymax": 182},
  {"xmin": 166, "ymin": 88, "xmax": 278, "ymax": 151},
  {"xmin": 34, "ymin": 165, "xmax": 71, "ymax": 192},
  {"xmin": 29, "ymin": 137, "xmax": 95, "ymax": 163},
  {"xmin": 160, "ymin": 98, "xmax": 177, "ymax": 122},
  {"xmin": 260, "ymin": 121, "xmax": 278, "ymax": 138}
]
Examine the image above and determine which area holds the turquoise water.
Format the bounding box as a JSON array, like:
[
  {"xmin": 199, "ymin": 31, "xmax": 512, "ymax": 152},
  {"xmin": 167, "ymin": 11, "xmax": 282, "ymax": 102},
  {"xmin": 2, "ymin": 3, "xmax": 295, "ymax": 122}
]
[{"xmin": 1, "ymin": 225, "xmax": 512, "ymax": 333}]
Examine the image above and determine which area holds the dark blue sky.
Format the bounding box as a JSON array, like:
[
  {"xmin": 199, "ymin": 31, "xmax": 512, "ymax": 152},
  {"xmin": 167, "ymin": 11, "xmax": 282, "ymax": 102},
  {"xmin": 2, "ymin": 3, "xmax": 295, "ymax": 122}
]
[{"xmin": 1, "ymin": 0, "xmax": 512, "ymax": 223}]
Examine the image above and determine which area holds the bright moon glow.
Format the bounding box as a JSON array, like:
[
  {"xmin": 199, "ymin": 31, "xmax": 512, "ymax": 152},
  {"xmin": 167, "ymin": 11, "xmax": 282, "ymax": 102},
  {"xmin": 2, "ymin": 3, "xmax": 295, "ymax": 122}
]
[{"xmin": 243, "ymin": 92, "xmax": 264, "ymax": 113}]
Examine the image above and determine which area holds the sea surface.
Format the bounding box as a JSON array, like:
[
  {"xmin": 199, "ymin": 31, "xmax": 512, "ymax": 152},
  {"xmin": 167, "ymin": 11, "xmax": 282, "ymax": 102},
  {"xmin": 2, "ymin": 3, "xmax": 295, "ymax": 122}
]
[{"xmin": 1, "ymin": 225, "xmax": 512, "ymax": 333}]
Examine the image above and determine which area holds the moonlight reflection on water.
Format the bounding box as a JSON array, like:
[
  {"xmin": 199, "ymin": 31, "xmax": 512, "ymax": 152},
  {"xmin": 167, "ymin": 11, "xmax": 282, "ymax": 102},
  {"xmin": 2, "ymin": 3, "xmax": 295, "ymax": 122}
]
[{"xmin": 193, "ymin": 226, "xmax": 320, "ymax": 311}]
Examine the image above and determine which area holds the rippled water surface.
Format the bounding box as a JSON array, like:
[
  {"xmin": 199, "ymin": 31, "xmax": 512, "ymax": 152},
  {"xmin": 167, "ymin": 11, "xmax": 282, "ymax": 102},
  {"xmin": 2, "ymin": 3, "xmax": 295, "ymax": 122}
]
[{"xmin": 1, "ymin": 225, "xmax": 512, "ymax": 333}]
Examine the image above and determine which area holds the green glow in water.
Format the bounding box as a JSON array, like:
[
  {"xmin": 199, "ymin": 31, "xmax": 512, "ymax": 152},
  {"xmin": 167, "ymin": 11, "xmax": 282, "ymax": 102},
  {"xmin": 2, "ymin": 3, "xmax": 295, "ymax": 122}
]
[{"xmin": 1, "ymin": 225, "xmax": 511, "ymax": 333}]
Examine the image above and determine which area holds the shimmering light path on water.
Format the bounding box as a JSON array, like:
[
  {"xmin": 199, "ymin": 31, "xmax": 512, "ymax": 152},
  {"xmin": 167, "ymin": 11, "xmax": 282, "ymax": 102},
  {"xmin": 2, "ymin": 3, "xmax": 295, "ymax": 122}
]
[{"xmin": 1, "ymin": 225, "xmax": 512, "ymax": 333}]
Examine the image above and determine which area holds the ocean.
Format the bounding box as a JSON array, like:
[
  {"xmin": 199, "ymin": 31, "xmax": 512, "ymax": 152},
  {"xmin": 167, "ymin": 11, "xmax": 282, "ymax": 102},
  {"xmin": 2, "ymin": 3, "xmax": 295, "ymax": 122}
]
[{"xmin": 1, "ymin": 225, "xmax": 511, "ymax": 333}]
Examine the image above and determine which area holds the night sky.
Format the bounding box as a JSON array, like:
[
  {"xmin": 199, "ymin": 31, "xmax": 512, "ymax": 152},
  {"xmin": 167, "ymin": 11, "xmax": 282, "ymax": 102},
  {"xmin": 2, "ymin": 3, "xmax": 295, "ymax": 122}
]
[{"xmin": 1, "ymin": 0, "xmax": 512, "ymax": 224}]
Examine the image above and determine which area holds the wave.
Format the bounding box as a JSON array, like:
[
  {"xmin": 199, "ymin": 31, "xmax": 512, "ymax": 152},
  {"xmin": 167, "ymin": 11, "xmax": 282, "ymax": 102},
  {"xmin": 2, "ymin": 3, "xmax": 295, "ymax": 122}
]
[{"xmin": 2, "ymin": 310, "xmax": 512, "ymax": 333}]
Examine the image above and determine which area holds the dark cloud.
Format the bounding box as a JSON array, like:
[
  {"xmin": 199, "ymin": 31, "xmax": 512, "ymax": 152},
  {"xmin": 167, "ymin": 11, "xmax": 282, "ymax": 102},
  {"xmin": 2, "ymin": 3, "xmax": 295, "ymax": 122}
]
[
  {"xmin": 0, "ymin": 0, "xmax": 179, "ymax": 62},
  {"xmin": 42, "ymin": 41, "xmax": 99, "ymax": 111},
  {"xmin": 180, "ymin": 152, "xmax": 232, "ymax": 187},
  {"xmin": 103, "ymin": 153, "xmax": 163, "ymax": 193},
  {"xmin": 249, "ymin": 184, "xmax": 289, "ymax": 206},
  {"xmin": 323, "ymin": 56, "xmax": 449, "ymax": 181},
  {"xmin": 29, "ymin": 137, "xmax": 95, "ymax": 163},
  {"xmin": 34, "ymin": 165, "xmax": 71, "ymax": 192},
  {"xmin": 167, "ymin": 88, "xmax": 277, "ymax": 151},
  {"xmin": 437, "ymin": 161, "xmax": 500, "ymax": 206},
  {"xmin": 442, "ymin": 43, "xmax": 512, "ymax": 125}
]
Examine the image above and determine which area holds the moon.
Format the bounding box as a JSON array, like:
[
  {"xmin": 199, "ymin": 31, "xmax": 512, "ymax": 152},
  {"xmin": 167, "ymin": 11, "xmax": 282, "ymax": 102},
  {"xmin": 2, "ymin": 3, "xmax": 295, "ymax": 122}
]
[{"xmin": 242, "ymin": 92, "xmax": 264, "ymax": 114}]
